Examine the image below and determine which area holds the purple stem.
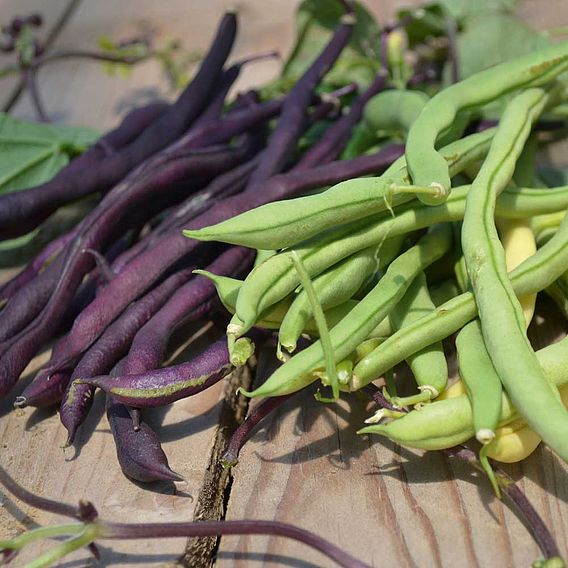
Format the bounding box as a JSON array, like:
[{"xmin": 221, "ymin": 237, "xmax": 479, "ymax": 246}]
[
  {"xmin": 365, "ymin": 385, "xmax": 563, "ymax": 562},
  {"xmin": 108, "ymin": 520, "xmax": 371, "ymax": 568},
  {"xmin": 245, "ymin": 7, "xmax": 354, "ymax": 188},
  {"xmin": 0, "ymin": 465, "xmax": 371, "ymax": 568},
  {"xmin": 444, "ymin": 446, "xmax": 561, "ymax": 561},
  {"xmin": 222, "ymin": 394, "xmax": 295, "ymax": 467},
  {"xmin": 297, "ymin": 72, "xmax": 387, "ymax": 170}
]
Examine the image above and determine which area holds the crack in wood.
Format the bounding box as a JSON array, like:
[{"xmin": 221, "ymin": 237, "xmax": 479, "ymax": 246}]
[{"xmin": 179, "ymin": 359, "xmax": 255, "ymax": 568}]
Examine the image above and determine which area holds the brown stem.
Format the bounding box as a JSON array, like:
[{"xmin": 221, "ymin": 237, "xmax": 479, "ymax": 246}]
[{"xmin": 23, "ymin": 67, "xmax": 48, "ymax": 122}]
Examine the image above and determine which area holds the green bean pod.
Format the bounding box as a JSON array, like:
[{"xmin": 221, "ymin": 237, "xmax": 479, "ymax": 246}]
[
  {"xmin": 364, "ymin": 89, "xmax": 429, "ymax": 135},
  {"xmin": 405, "ymin": 40, "xmax": 568, "ymax": 204},
  {"xmin": 183, "ymin": 175, "xmax": 439, "ymax": 250},
  {"xmin": 462, "ymin": 87, "xmax": 568, "ymax": 462},
  {"xmin": 233, "ymin": 182, "xmax": 568, "ymax": 335},
  {"xmin": 184, "ymin": 129, "xmax": 496, "ymax": 251},
  {"xmin": 278, "ymin": 237, "xmax": 402, "ymax": 353},
  {"xmin": 253, "ymin": 249, "xmax": 276, "ymax": 267},
  {"xmin": 351, "ymin": 210, "xmax": 568, "ymax": 390},
  {"xmin": 195, "ymin": 270, "xmax": 391, "ymax": 337},
  {"xmin": 240, "ymin": 224, "xmax": 453, "ymax": 398},
  {"xmin": 388, "ymin": 272, "xmax": 448, "ymax": 406},
  {"xmin": 455, "ymin": 320, "xmax": 503, "ymax": 444},
  {"xmin": 359, "ymin": 334, "xmax": 568, "ymax": 450}
]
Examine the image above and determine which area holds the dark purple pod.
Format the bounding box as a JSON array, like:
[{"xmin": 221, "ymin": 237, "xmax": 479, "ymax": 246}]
[
  {"xmin": 14, "ymin": 370, "xmax": 71, "ymax": 409},
  {"xmin": 122, "ymin": 246, "xmax": 253, "ymax": 375},
  {"xmin": 296, "ymin": 72, "xmax": 387, "ymax": 170},
  {"xmin": 0, "ymin": 11, "xmax": 237, "ymax": 240},
  {"xmin": 83, "ymin": 338, "xmax": 233, "ymax": 408},
  {"xmin": 0, "ymin": 140, "xmax": 253, "ymax": 398},
  {"xmin": 59, "ymin": 266, "xmax": 196, "ymax": 444},
  {"xmin": 244, "ymin": 4, "xmax": 353, "ymax": 188},
  {"xmin": 106, "ymin": 395, "xmax": 183, "ymax": 483},
  {"xmin": 0, "ymin": 229, "xmax": 76, "ymax": 304}
]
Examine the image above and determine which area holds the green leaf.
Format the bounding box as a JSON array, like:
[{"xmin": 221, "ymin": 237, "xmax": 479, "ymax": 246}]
[
  {"xmin": 453, "ymin": 12, "xmax": 551, "ymax": 80},
  {"xmin": 435, "ymin": 0, "xmax": 518, "ymax": 20},
  {"xmin": 281, "ymin": 0, "xmax": 382, "ymax": 88},
  {"xmin": 0, "ymin": 113, "xmax": 100, "ymax": 196},
  {"xmin": 0, "ymin": 113, "xmax": 100, "ymax": 258}
]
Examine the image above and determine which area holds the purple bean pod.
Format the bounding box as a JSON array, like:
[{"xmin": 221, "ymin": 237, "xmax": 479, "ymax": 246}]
[
  {"xmin": 122, "ymin": 246, "xmax": 253, "ymax": 376},
  {"xmin": 56, "ymin": 266, "xmax": 196, "ymax": 443},
  {"xmin": 82, "ymin": 337, "xmax": 233, "ymax": 408},
  {"xmin": 245, "ymin": 4, "xmax": 354, "ymax": 187},
  {"xmin": 109, "ymin": 157, "xmax": 257, "ymax": 274},
  {"xmin": 0, "ymin": 141, "xmax": 253, "ymax": 398},
  {"xmin": 296, "ymin": 72, "xmax": 387, "ymax": 169},
  {"xmin": 0, "ymin": 229, "xmax": 76, "ymax": 304},
  {"xmin": 106, "ymin": 394, "xmax": 183, "ymax": 483},
  {"xmin": 0, "ymin": 12, "xmax": 237, "ymax": 240}
]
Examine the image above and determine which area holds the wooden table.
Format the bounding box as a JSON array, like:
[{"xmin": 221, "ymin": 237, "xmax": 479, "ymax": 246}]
[{"xmin": 1, "ymin": 1, "xmax": 567, "ymax": 566}]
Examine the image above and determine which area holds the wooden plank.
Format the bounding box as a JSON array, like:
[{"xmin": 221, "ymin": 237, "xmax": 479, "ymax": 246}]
[{"xmin": 0, "ymin": 0, "xmax": 80, "ymax": 111}]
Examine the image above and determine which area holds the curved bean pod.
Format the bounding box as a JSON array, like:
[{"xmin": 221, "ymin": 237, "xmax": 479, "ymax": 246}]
[
  {"xmin": 461, "ymin": 87, "xmax": 568, "ymax": 461},
  {"xmin": 405, "ymin": 40, "xmax": 568, "ymax": 203},
  {"xmin": 363, "ymin": 89, "xmax": 429, "ymax": 135},
  {"xmin": 229, "ymin": 129, "xmax": 495, "ymax": 331}
]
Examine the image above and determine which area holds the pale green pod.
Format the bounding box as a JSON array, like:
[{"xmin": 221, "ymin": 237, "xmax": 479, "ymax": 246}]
[
  {"xmin": 352, "ymin": 209, "xmax": 568, "ymax": 390},
  {"xmin": 241, "ymin": 224, "xmax": 452, "ymax": 398},
  {"xmin": 278, "ymin": 237, "xmax": 403, "ymax": 353},
  {"xmin": 364, "ymin": 89, "xmax": 429, "ymax": 135},
  {"xmin": 358, "ymin": 334, "xmax": 568, "ymax": 451},
  {"xmin": 462, "ymin": 86, "xmax": 568, "ymax": 463},
  {"xmin": 455, "ymin": 320, "xmax": 503, "ymax": 444},
  {"xmin": 389, "ymin": 272, "xmax": 448, "ymax": 405},
  {"xmin": 406, "ymin": 40, "xmax": 568, "ymax": 203}
]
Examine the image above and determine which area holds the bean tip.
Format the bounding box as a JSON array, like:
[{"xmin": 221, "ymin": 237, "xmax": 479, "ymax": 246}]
[
  {"xmin": 476, "ymin": 429, "xmax": 496, "ymax": 445},
  {"xmin": 220, "ymin": 454, "xmax": 238, "ymax": 469},
  {"xmin": 13, "ymin": 396, "xmax": 27, "ymax": 409}
]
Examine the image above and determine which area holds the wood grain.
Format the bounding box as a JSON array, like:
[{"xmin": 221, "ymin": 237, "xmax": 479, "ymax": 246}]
[{"xmin": 217, "ymin": 301, "xmax": 568, "ymax": 568}]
